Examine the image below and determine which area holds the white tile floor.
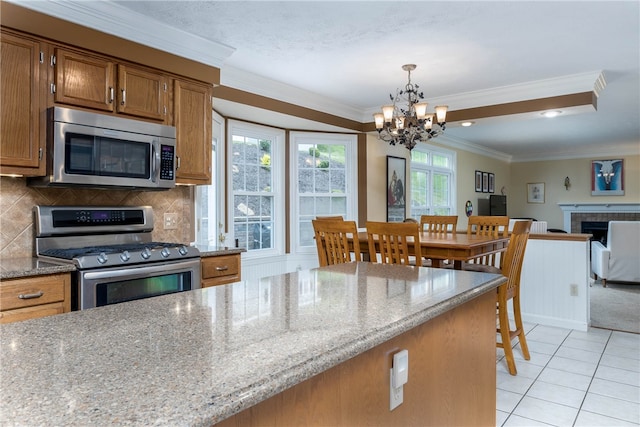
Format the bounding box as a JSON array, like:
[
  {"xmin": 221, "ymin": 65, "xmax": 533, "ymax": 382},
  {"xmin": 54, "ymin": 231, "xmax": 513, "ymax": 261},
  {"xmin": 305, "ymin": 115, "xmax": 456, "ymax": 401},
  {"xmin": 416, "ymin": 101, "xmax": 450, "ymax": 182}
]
[{"xmin": 496, "ymin": 323, "xmax": 640, "ymax": 426}]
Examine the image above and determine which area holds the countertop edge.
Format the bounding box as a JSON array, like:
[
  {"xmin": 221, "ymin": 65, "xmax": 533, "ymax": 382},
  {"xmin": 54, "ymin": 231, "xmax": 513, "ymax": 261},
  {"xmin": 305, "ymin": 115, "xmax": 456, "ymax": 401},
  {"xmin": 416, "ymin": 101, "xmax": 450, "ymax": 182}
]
[{"xmin": 206, "ymin": 274, "xmax": 506, "ymax": 425}]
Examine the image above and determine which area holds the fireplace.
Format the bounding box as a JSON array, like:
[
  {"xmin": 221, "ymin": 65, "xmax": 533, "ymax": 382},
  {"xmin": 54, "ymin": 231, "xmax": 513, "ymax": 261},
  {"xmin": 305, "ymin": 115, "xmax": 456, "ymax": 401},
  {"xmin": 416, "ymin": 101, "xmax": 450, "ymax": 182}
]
[
  {"xmin": 581, "ymin": 221, "xmax": 608, "ymax": 245},
  {"xmin": 559, "ymin": 203, "xmax": 640, "ymax": 233}
]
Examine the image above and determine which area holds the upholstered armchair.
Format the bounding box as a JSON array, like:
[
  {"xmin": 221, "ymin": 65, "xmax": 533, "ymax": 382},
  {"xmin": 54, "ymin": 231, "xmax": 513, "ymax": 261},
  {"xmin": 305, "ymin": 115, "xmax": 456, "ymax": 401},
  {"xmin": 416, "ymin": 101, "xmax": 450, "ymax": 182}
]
[{"xmin": 591, "ymin": 221, "xmax": 640, "ymax": 286}]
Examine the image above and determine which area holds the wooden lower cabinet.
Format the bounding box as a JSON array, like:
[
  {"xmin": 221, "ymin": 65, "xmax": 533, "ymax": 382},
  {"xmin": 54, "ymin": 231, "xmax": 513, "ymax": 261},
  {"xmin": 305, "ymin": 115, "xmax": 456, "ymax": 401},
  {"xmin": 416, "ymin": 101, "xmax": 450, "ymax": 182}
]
[
  {"xmin": 201, "ymin": 254, "xmax": 241, "ymax": 288},
  {"xmin": 0, "ymin": 273, "xmax": 71, "ymax": 324},
  {"xmin": 215, "ymin": 290, "xmax": 496, "ymax": 427}
]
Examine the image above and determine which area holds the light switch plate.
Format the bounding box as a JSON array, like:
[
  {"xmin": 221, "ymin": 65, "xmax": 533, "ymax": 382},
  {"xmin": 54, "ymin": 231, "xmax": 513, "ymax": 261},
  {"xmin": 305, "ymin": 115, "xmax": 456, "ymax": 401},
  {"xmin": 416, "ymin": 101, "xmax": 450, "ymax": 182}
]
[{"xmin": 164, "ymin": 213, "xmax": 178, "ymax": 230}]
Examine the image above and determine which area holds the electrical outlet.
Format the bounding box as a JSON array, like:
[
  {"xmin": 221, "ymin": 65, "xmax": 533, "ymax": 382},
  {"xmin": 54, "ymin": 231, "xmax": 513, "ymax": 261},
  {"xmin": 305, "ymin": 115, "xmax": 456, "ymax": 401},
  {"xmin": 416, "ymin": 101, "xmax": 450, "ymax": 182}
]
[
  {"xmin": 570, "ymin": 283, "xmax": 578, "ymax": 296},
  {"xmin": 389, "ymin": 368, "xmax": 404, "ymax": 410},
  {"xmin": 164, "ymin": 213, "xmax": 178, "ymax": 230}
]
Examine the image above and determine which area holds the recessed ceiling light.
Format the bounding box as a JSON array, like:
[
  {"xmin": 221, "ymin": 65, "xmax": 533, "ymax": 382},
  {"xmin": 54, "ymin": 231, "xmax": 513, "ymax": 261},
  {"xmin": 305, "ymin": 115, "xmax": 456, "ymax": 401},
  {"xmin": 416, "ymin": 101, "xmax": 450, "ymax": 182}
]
[
  {"xmin": 541, "ymin": 110, "xmax": 562, "ymax": 118},
  {"xmin": 461, "ymin": 121, "xmax": 474, "ymax": 127}
]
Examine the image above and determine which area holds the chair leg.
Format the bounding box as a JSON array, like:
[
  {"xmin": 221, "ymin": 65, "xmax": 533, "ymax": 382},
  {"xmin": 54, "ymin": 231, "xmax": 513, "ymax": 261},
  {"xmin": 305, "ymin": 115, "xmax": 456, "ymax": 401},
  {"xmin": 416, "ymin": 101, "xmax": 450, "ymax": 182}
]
[
  {"xmin": 513, "ymin": 295, "xmax": 530, "ymax": 360},
  {"xmin": 498, "ymin": 301, "xmax": 517, "ymax": 375}
]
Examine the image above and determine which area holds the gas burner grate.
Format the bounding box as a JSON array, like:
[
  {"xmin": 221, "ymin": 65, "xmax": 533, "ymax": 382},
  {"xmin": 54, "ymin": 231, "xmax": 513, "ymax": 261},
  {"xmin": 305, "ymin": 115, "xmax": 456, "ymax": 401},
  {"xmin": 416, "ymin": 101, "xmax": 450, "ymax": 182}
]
[{"xmin": 42, "ymin": 242, "xmax": 184, "ymax": 260}]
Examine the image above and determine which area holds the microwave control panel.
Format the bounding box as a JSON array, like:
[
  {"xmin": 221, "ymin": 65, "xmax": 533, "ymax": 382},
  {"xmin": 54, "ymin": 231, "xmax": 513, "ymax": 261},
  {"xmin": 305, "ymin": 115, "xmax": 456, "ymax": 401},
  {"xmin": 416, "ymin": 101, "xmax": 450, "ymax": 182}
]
[{"xmin": 160, "ymin": 144, "xmax": 175, "ymax": 180}]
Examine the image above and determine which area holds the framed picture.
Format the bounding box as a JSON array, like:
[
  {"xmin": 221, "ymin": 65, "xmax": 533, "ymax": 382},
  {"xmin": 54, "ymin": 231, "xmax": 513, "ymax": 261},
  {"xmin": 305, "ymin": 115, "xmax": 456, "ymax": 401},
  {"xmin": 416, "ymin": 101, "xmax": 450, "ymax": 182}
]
[
  {"xmin": 488, "ymin": 173, "xmax": 495, "ymax": 193},
  {"xmin": 387, "ymin": 156, "xmax": 406, "ymax": 222},
  {"xmin": 527, "ymin": 182, "xmax": 545, "ymax": 203},
  {"xmin": 482, "ymin": 172, "xmax": 489, "ymax": 193},
  {"xmin": 591, "ymin": 159, "xmax": 624, "ymax": 196},
  {"xmin": 475, "ymin": 170, "xmax": 482, "ymax": 192}
]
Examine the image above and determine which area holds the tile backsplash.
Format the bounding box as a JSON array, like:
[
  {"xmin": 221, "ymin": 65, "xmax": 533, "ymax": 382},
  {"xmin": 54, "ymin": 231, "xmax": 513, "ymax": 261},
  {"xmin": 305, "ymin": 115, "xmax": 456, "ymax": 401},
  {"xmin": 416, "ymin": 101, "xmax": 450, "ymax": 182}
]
[{"xmin": 0, "ymin": 177, "xmax": 194, "ymax": 258}]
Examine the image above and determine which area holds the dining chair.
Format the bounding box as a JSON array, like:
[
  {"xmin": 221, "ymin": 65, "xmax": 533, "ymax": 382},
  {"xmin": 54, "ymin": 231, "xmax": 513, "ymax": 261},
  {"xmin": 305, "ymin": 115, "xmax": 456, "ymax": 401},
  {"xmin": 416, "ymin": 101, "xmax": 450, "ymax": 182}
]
[
  {"xmin": 312, "ymin": 219, "xmax": 361, "ymax": 266},
  {"xmin": 366, "ymin": 221, "xmax": 420, "ymax": 265},
  {"xmin": 495, "ymin": 219, "xmax": 532, "ymax": 375},
  {"xmin": 418, "ymin": 215, "xmax": 458, "ymax": 267},
  {"xmin": 419, "ymin": 215, "xmax": 458, "ymax": 233},
  {"xmin": 465, "ymin": 215, "xmax": 510, "ymax": 268}
]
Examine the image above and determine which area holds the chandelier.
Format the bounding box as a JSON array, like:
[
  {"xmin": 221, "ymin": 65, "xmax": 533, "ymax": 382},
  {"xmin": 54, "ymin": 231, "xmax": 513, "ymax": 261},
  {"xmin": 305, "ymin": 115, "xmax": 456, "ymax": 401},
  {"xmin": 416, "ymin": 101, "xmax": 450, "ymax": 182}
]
[{"xmin": 373, "ymin": 64, "xmax": 448, "ymax": 150}]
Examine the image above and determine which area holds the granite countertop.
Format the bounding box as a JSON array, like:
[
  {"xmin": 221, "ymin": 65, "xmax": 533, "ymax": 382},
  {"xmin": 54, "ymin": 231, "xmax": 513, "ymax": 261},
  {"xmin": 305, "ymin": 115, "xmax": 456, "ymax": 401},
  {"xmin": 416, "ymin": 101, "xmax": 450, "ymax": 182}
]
[
  {"xmin": 0, "ymin": 247, "xmax": 243, "ymax": 280},
  {"xmin": 0, "ymin": 257, "xmax": 76, "ymax": 280},
  {"xmin": 0, "ymin": 262, "xmax": 505, "ymax": 426},
  {"xmin": 194, "ymin": 245, "xmax": 245, "ymax": 257}
]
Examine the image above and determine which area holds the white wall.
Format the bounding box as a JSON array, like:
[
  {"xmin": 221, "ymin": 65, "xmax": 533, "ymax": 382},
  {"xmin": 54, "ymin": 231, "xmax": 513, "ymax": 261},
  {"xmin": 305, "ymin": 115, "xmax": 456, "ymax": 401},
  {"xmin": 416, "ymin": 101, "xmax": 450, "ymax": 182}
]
[
  {"xmin": 365, "ymin": 137, "xmax": 639, "ymax": 230},
  {"xmin": 509, "ymin": 155, "xmax": 640, "ymax": 229}
]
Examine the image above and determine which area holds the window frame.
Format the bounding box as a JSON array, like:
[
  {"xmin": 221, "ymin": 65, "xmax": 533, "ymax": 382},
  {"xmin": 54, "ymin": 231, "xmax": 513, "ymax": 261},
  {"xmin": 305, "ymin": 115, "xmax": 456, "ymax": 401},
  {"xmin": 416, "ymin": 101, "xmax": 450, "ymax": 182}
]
[
  {"xmin": 289, "ymin": 131, "xmax": 358, "ymax": 255},
  {"xmin": 409, "ymin": 144, "xmax": 457, "ymax": 218},
  {"xmin": 227, "ymin": 119, "xmax": 286, "ymax": 258}
]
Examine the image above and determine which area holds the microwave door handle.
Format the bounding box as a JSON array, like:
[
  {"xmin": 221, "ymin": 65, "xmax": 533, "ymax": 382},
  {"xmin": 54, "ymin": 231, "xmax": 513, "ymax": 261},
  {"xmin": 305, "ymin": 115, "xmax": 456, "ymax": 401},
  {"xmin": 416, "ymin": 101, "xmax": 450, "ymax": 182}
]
[{"xmin": 151, "ymin": 142, "xmax": 160, "ymax": 183}]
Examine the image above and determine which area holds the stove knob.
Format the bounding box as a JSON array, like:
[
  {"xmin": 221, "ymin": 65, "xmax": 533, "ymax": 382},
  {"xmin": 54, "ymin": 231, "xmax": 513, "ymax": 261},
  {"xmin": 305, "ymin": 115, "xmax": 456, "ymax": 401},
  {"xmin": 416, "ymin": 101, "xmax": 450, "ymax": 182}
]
[
  {"xmin": 141, "ymin": 248, "xmax": 151, "ymax": 260},
  {"xmin": 97, "ymin": 252, "xmax": 109, "ymax": 264},
  {"xmin": 120, "ymin": 250, "xmax": 130, "ymax": 262},
  {"xmin": 161, "ymin": 247, "xmax": 171, "ymax": 258},
  {"xmin": 178, "ymin": 245, "xmax": 189, "ymax": 256}
]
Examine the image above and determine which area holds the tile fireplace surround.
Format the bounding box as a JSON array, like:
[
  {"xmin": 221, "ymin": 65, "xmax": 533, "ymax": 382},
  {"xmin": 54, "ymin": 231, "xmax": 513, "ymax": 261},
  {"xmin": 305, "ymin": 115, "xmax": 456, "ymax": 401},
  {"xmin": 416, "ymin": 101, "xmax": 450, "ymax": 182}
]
[{"xmin": 559, "ymin": 203, "xmax": 640, "ymax": 233}]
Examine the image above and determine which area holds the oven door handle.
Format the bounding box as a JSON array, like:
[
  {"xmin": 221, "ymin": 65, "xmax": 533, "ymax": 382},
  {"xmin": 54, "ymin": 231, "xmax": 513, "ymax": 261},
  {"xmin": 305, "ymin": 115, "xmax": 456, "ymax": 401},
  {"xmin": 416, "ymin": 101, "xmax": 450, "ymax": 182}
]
[{"xmin": 81, "ymin": 259, "xmax": 201, "ymax": 283}]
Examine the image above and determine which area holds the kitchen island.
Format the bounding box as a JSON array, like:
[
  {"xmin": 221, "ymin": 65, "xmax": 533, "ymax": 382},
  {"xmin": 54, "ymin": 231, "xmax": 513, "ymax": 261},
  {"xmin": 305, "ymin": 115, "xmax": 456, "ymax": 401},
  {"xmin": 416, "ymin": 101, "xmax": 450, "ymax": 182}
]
[{"xmin": 0, "ymin": 262, "xmax": 505, "ymax": 426}]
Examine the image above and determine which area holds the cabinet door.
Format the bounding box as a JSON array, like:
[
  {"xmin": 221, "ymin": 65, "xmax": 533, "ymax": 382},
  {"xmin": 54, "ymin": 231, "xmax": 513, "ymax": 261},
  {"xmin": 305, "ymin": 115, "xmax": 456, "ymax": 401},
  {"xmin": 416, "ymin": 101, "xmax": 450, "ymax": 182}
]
[
  {"xmin": 0, "ymin": 32, "xmax": 45, "ymax": 175},
  {"xmin": 54, "ymin": 48, "xmax": 114, "ymax": 111},
  {"xmin": 117, "ymin": 65, "xmax": 167, "ymax": 122},
  {"xmin": 174, "ymin": 78, "xmax": 212, "ymax": 184}
]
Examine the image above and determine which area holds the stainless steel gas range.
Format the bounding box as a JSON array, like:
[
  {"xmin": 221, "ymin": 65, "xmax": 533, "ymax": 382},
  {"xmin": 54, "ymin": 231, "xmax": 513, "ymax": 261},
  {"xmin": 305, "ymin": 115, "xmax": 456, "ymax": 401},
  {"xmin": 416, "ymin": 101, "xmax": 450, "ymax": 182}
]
[{"xmin": 34, "ymin": 206, "xmax": 201, "ymax": 310}]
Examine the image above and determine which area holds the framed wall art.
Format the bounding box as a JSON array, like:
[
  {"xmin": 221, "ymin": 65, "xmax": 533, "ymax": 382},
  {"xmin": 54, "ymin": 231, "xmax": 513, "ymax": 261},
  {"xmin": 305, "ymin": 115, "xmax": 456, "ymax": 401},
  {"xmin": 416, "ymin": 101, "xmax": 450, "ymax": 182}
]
[
  {"xmin": 488, "ymin": 173, "xmax": 495, "ymax": 193},
  {"xmin": 475, "ymin": 170, "xmax": 482, "ymax": 192},
  {"xmin": 591, "ymin": 159, "xmax": 624, "ymax": 196},
  {"xmin": 387, "ymin": 156, "xmax": 406, "ymax": 222},
  {"xmin": 527, "ymin": 182, "xmax": 545, "ymax": 204},
  {"xmin": 482, "ymin": 172, "xmax": 489, "ymax": 193}
]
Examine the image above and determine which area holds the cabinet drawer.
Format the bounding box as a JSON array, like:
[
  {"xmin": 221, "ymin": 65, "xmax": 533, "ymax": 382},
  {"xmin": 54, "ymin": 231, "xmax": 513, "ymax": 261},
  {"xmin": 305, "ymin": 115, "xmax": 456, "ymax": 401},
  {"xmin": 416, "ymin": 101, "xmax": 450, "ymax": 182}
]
[
  {"xmin": 0, "ymin": 274, "xmax": 69, "ymax": 311},
  {"xmin": 201, "ymin": 255, "xmax": 241, "ymax": 287},
  {"xmin": 0, "ymin": 302, "xmax": 65, "ymax": 324}
]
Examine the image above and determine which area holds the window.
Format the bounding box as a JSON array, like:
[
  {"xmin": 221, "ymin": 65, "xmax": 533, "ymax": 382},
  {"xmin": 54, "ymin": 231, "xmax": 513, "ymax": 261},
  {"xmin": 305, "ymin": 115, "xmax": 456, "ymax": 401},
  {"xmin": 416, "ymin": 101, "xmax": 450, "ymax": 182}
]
[
  {"xmin": 409, "ymin": 145, "xmax": 456, "ymax": 218},
  {"xmin": 290, "ymin": 132, "xmax": 358, "ymax": 252},
  {"xmin": 229, "ymin": 120, "xmax": 285, "ymax": 256}
]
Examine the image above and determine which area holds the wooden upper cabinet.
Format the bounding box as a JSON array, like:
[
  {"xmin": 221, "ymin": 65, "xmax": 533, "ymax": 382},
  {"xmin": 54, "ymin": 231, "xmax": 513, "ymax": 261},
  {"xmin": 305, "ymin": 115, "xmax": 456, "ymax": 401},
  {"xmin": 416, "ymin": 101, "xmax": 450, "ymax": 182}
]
[
  {"xmin": 0, "ymin": 31, "xmax": 46, "ymax": 175},
  {"xmin": 54, "ymin": 48, "xmax": 168, "ymax": 122},
  {"xmin": 54, "ymin": 48, "xmax": 115, "ymax": 112},
  {"xmin": 174, "ymin": 78, "xmax": 212, "ymax": 184},
  {"xmin": 116, "ymin": 65, "xmax": 167, "ymax": 121}
]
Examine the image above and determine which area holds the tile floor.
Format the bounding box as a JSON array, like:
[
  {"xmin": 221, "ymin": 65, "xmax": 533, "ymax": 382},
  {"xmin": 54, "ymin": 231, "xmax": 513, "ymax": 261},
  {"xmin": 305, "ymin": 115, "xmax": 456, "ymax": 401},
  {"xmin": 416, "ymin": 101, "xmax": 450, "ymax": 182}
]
[{"xmin": 496, "ymin": 323, "xmax": 640, "ymax": 426}]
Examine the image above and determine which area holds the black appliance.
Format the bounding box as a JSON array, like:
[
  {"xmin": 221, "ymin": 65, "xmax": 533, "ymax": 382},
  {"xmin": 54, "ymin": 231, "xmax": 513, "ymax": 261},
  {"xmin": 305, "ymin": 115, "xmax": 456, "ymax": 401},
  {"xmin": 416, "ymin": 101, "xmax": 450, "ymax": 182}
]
[{"xmin": 477, "ymin": 195, "xmax": 507, "ymax": 216}]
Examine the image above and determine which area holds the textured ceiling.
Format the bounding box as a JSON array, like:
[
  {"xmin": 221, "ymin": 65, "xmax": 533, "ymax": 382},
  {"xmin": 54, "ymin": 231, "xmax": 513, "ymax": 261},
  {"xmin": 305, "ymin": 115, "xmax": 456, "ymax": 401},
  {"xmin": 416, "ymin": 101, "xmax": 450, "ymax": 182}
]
[{"xmin": 28, "ymin": 1, "xmax": 640, "ymax": 160}]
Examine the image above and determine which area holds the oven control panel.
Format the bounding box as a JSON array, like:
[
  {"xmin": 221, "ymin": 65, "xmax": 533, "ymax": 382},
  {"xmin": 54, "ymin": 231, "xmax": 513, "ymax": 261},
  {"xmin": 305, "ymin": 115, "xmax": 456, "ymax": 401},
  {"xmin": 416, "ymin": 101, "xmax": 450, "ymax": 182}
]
[{"xmin": 52, "ymin": 209, "xmax": 145, "ymax": 227}]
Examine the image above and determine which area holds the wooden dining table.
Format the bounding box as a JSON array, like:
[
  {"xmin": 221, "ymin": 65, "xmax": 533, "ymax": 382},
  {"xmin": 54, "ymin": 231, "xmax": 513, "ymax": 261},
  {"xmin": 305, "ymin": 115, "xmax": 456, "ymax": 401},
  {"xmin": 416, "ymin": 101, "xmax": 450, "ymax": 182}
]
[{"xmin": 355, "ymin": 231, "xmax": 509, "ymax": 270}]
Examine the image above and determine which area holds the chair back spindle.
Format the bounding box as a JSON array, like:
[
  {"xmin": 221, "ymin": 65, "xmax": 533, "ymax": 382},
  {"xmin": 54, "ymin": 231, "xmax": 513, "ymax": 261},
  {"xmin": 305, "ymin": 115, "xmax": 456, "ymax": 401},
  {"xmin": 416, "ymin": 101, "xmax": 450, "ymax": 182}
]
[
  {"xmin": 312, "ymin": 219, "xmax": 360, "ymax": 266},
  {"xmin": 366, "ymin": 221, "xmax": 420, "ymax": 265},
  {"xmin": 420, "ymin": 215, "xmax": 458, "ymax": 233}
]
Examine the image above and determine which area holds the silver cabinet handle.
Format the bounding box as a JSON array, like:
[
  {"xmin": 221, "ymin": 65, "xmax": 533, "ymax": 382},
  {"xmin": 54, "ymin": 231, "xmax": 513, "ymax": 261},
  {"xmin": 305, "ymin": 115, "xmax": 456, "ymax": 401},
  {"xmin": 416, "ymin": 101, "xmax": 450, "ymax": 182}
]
[
  {"xmin": 121, "ymin": 89, "xmax": 126, "ymax": 105},
  {"xmin": 215, "ymin": 266, "xmax": 229, "ymax": 272},
  {"xmin": 109, "ymin": 87, "xmax": 114, "ymax": 103},
  {"xmin": 18, "ymin": 291, "xmax": 44, "ymax": 300}
]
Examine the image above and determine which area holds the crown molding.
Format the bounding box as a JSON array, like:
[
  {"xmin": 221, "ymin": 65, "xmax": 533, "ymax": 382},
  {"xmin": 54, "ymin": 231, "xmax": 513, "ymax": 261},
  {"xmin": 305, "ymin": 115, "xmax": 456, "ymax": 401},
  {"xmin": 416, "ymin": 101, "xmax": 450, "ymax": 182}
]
[
  {"xmin": 510, "ymin": 142, "xmax": 640, "ymax": 163},
  {"xmin": 433, "ymin": 134, "xmax": 513, "ymax": 163},
  {"xmin": 221, "ymin": 66, "xmax": 365, "ymax": 123},
  {"xmin": 5, "ymin": 0, "xmax": 235, "ymax": 68},
  {"xmin": 363, "ymin": 71, "xmax": 606, "ymax": 119}
]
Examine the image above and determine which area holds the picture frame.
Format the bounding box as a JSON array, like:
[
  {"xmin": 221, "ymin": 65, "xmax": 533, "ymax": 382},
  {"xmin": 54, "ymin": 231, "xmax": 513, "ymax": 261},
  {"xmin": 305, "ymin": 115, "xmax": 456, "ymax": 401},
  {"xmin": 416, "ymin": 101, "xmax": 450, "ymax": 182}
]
[
  {"xmin": 591, "ymin": 159, "xmax": 624, "ymax": 196},
  {"xmin": 475, "ymin": 170, "xmax": 482, "ymax": 192},
  {"xmin": 482, "ymin": 172, "xmax": 489, "ymax": 193},
  {"xmin": 488, "ymin": 173, "xmax": 495, "ymax": 193},
  {"xmin": 387, "ymin": 156, "xmax": 406, "ymax": 222},
  {"xmin": 527, "ymin": 182, "xmax": 545, "ymax": 203}
]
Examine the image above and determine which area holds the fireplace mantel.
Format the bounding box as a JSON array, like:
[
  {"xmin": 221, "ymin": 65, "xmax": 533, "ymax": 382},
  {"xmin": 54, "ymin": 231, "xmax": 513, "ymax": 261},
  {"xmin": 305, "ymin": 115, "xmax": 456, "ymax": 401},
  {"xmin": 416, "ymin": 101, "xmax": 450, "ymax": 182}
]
[{"xmin": 558, "ymin": 203, "xmax": 640, "ymax": 232}]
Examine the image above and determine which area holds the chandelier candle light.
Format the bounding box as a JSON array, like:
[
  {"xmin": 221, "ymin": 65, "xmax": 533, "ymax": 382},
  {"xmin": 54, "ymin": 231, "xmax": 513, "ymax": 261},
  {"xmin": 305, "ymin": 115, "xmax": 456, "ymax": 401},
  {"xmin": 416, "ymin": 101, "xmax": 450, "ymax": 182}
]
[{"xmin": 374, "ymin": 64, "xmax": 448, "ymax": 150}]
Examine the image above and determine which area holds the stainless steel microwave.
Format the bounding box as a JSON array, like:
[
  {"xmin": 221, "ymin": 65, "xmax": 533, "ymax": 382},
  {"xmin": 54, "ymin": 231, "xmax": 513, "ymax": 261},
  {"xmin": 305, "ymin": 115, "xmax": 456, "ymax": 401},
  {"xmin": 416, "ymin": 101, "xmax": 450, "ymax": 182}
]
[{"xmin": 28, "ymin": 107, "xmax": 176, "ymax": 190}]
